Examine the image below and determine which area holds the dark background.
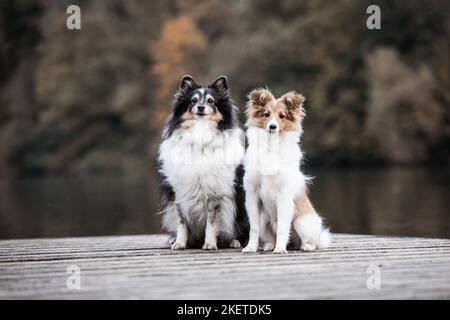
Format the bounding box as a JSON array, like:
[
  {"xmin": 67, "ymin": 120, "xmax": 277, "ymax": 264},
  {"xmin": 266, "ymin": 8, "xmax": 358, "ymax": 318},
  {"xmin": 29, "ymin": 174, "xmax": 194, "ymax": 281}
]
[{"xmin": 0, "ymin": 0, "xmax": 449, "ymax": 239}]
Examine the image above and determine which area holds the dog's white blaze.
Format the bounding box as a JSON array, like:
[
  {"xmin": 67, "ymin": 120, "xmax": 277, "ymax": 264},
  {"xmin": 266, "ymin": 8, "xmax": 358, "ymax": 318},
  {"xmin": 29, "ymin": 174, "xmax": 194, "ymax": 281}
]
[
  {"xmin": 192, "ymin": 90, "xmax": 215, "ymax": 116},
  {"xmin": 266, "ymin": 116, "xmax": 279, "ymax": 132}
]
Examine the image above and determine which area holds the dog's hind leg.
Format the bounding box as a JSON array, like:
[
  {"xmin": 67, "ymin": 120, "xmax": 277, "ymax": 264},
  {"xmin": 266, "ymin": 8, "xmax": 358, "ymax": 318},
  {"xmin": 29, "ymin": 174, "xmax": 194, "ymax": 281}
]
[{"xmin": 229, "ymin": 239, "xmax": 242, "ymax": 248}]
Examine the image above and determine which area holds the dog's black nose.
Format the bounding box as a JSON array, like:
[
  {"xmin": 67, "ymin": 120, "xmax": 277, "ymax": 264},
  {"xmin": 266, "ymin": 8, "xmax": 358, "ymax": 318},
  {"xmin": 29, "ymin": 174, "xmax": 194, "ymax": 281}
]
[
  {"xmin": 197, "ymin": 106, "xmax": 205, "ymax": 112},
  {"xmin": 269, "ymin": 124, "xmax": 277, "ymax": 130}
]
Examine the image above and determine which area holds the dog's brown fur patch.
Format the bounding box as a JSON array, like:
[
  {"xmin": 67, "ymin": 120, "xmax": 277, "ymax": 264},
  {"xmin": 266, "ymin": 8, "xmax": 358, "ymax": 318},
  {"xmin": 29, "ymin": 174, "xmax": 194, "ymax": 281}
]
[
  {"xmin": 209, "ymin": 109, "xmax": 224, "ymax": 124},
  {"xmin": 179, "ymin": 110, "xmax": 223, "ymax": 130},
  {"xmin": 294, "ymin": 185, "xmax": 317, "ymax": 219},
  {"xmin": 180, "ymin": 111, "xmax": 194, "ymax": 129}
]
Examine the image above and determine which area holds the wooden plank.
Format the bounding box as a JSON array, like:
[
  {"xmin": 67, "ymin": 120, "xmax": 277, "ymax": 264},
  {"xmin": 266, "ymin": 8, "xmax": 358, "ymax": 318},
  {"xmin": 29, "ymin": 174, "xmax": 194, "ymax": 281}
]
[{"xmin": 0, "ymin": 234, "xmax": 449, "ymax": 299}]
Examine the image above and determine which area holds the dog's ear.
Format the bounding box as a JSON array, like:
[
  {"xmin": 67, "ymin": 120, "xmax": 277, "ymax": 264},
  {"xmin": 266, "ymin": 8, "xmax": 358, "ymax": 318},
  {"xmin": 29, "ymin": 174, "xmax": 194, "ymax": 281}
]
[
  {"xmin": 209, "ymin": 75, "xmax": 228, "ymax": 94},
  {"xmin": 281, "ymin": 91, "xmax": 306, "ymax": 118},
  {"xmin": 248, "ymin": 88, "xmax": 274, "ymax": 106},
  {"xmin": 180, "ymin": 75, "xmax": 199, "ymax": 92}
]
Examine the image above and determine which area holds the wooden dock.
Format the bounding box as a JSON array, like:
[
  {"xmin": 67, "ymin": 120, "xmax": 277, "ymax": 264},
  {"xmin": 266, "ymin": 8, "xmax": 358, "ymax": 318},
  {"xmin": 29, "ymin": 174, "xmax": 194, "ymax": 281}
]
[{"xmin": 1, "ymin": 234, "xmax": 449, "ymax": 299}]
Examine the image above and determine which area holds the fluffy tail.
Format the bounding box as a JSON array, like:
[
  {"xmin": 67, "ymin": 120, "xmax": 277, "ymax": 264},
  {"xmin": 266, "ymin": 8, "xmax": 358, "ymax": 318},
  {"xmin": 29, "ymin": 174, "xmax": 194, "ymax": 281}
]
[
  {"xmin": 294, "ymin": 190, "xmax": 332, "ymax": 250},
  {"xmin": 293, "ymin": 214, "xmax": 332, "ymax": 250},
  {"xmin": 317, "ymin": 227, "xmax": 332, "ymax": 249}
]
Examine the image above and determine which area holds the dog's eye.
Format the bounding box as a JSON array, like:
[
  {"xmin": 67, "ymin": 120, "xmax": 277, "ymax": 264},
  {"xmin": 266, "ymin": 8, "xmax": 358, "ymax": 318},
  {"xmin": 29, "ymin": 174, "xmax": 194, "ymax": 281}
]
[
  {"xmin": 192, "ymin": 97, "xmax": 198, "ymax": 104},
  {"xmin": 264, "ymin": 112, "xmax": 270, "ymax": 117},
  {"xmin": 279, "ymin": 114, "xmax": 285, "ymax": 119},
  {"xmin": 207, "ymin": 98, "xmax": 214, "ymax": 104}
]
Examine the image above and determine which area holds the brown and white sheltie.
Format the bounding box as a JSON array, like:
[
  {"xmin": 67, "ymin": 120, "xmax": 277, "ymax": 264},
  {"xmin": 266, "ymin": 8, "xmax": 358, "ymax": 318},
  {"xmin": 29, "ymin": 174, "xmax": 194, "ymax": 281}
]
[{"xmin": 242, "ymin": 88, "xmax": 331, "ymax": 254}]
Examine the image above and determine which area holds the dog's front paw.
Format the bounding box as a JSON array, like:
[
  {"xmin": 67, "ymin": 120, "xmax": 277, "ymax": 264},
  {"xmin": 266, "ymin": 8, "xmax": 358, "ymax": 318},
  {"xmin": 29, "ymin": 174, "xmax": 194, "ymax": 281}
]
[
  {"xmin": 263, "ymin": 242, "xmax": 275, "ymax": 251},
  {"xmin": 242, "ymin": 245, "xmax": 258, "ymax": 253},
  {"xmin": 273, "ymin": 247, "xmax": 288, "ymax": 254},
  {"xmin": 171, "ymin": 242, "xmax": 186, "ymax": 250},
  {"xmin": 229, "ymin": 239, "xmax": 241, "ymax": 248},
  {"xmin": 202, "ymin": 242, "xmax": 218, "ymax": 250}
]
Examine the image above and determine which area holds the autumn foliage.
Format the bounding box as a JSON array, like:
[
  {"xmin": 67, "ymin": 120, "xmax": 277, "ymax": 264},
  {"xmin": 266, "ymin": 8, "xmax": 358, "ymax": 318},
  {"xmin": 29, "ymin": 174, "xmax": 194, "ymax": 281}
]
[
  {"xmin": 0, "ymin": 0, "xmax": 448, "ymax": 176},
  {"xmin": 151, "ymin": 15, "xmax": 207, "ymax": 127}
]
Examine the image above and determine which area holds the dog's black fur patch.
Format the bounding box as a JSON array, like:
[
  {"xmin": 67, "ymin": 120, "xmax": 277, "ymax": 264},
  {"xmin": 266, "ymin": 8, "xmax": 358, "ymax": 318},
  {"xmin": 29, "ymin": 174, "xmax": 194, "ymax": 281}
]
[{"xmin": 233, "ymin": 163, "xmax": 249, "ymax": 244}]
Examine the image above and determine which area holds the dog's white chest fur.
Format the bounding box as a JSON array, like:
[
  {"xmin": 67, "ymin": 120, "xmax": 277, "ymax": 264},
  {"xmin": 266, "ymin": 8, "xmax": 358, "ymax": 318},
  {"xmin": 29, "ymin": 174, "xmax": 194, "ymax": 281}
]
[
  {"xmin": 159, "ymin": 120, "xmax": 244, "ymax": 230},
  {"xmin": 244, "ymin": 128, "xmax": 306, "ymax": 222},
  {"xmin": 244, "ymin": 128, "xmax": 306, "ymax": 187}
]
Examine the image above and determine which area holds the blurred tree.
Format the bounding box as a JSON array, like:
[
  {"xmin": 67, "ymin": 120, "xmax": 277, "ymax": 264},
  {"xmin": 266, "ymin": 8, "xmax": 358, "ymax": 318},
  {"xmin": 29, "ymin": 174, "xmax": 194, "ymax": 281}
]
[
  {"xmin": 0, "ymin": 0, "xmax": 42, "ymax": 177},
  {"xmin": 366, "ymin": 48, "xmax": 444, "ymax": 162},
  {"xmin": 14, "ymin": 1, "xmax": 171, "ymax": 174},
  {"xmin": 150, "ymin": 14, "xmax": 207, "ymax": 128},
  {"xmin": 0, "ymin": 0, "xmax": 449, "ymax": 175}
]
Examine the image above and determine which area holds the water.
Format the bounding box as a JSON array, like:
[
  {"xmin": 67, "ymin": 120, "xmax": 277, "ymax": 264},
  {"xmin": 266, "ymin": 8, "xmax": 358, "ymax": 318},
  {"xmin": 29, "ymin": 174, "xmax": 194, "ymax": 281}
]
[{"xmin": 0, "ymin": 168, "xmax": 449, "ymax": 240}]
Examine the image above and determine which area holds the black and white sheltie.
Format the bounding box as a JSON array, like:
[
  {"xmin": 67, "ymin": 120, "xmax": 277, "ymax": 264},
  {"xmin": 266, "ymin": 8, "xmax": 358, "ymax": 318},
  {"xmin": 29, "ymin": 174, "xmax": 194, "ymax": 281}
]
[{"xmin": 158, "ymin": 75, "xmax": 248, "ymax": 250}]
